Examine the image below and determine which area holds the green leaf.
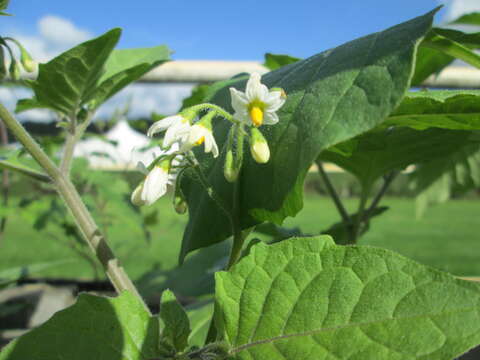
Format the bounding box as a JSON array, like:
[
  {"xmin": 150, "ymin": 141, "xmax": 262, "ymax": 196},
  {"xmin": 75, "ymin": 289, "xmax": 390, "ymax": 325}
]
[
  {"xmin": 180, "ymin": 9, "xmax": 438, "ymax": 261},
  {"xmin": 160, "ymin": 289, "xmax": 191, "ymax": 352},
  {"xmin": 411, "ymin": 143, "xmax": 480, "ymax": 217},
  {"xmin": 411, "ymin": 47, "xmax": 453, "ymax": 86},
  {"xmin": 412, "ymin": 28, "xmax": 480, "ymax": 85},
  {"xmin": 263, "ymin": 53, "xmax": 301, "ymax": 70},
  {"xmin": 31, "ymin": 28, "xmax": 121, "ymax": 115},
  {"xmin": 0, "ymin": 261, "xmax": 70, "ymax": 288},
  {"xmin": 87, "ymin": 45, "xmax": 171, "ymax": 109},
  {"xmin": 0, "ymin": 0, "xmax": 10, "ymax": 15},
  {"xmin": 0, "ymin": 291, "xmax": 160, "ymax": 360},
  {"xmin": 422, "ymin": 28, "xmax": 480, "ymax": 69},
  {"xmin": 0, "ymin": 150, "xmax": 50, "ymax": 182},
  {"xmin": 187, "ymin": 301, "xmax": 214, "ymax": 347},
  {"xmin": 386, "ymin": 90, "xmax": 480, "ymax": 130},
  {"xmin": 15, "ymin": 98, "xmax": 50, "ymax": 113},
  {"xmin": 451, "ymin": 12, "xmax": 480, "ymax": 26},
  {"xmin": 320, "ymin": 127, "xmax": 479, "ymax": 188},
  {"xmin": 180, "ymin": 84, "xmax": 211, "ymax": 110},
  {"xmin": 215, "ymin": 236, "xmax": 480, "ymax": 359}
]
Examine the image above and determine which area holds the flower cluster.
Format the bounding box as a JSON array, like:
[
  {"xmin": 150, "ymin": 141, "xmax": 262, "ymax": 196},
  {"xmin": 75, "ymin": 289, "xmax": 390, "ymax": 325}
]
[{"xmin": 131, "ymin": 72, "xmax": 286, "ymax": 208}]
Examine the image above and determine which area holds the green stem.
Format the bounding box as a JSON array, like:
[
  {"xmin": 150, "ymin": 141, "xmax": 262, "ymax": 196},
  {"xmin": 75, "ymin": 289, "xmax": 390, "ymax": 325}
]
[
  {"xmin": 0, "ymin": 103, "xmax": 150, "ymax": 314},
  {"xmin": 0, "ymin": 119, "xmax": 9, "ymax": 238},
  {"xmin": 363, "ymin": 171, "xmax": 398, "ymax": 220},
  {"xmin": 60, "ymin": 112, "xmax": 92, "ymax": 175},
  {"xmin": 187, "ymin": 103, "xmax": 235, "ymax": 123},
  {"xmin": 315, "ymin": 160, "xmax": 350, "ymax": 225},
  {"xmin": 352, "ymin": 186, "xmax": 370, "ymax": 243}
]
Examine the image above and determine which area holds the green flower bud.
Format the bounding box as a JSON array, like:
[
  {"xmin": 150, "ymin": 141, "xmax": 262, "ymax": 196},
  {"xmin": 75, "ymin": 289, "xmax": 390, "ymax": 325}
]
[
  {"xmin": 9, "ymin": 59, "xmax": 20, "ymax": 80},
  {"xmin": 224, "ymin": 149, "xmax": 239, "ymax": 182},
  {"xmin": 20, "ymin": 47, "xmax": 36, "ymax": 73}
]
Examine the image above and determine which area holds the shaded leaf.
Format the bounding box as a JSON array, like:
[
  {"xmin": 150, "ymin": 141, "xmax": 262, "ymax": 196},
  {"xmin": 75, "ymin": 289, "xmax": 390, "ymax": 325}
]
[
  {"xmin": 387, "ymin": 90, "xmax": 480, "ymax": 130},
  {"xmin": 160, "ymin": 289, "xmax": 191, "ymax": 352},
  {"xmin": 215, "ymin": 236, "xmax": 480, "ymax": 359},
  {"xmin": 320, "ymin": 127, "xmax": 479, "ymax": 188},
  {"xmin": 0, "ymin": 291, "xmax": 159, "ymax": 360}
]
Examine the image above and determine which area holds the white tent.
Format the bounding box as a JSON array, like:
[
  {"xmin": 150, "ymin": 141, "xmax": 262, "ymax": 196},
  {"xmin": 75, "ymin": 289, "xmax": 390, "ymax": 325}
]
[{"xmin": 73, "ymin": 120, "xmax": 161, "ymax": 170}]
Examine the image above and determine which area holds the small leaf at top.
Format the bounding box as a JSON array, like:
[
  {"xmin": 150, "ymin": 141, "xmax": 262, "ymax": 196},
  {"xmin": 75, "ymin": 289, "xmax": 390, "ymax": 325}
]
[
  {"xmin": 31, "ymin": 28, "xmax": 121, "ymax": 115},
  {"xmin": 263, "ymin": 53, "xmax": 301, "ymax": 70}
]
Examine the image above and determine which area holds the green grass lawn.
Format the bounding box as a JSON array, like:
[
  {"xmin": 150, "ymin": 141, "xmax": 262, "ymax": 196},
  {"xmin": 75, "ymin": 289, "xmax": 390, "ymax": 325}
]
[{"xmin": 1, "ymin": 194, "xmax": 479, "ymax": 285}]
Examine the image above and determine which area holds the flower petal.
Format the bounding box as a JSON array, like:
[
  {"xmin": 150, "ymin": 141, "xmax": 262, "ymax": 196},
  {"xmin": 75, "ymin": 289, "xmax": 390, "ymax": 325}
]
[
  {"xmin": 141, "ymin": 166, "xmax": 168, "ymax": 205},
  {"xmin": 147, "ymin": 115, "xmax": 183, "ymax": 137},
  {"xmin": 263, "ymin": 111, "xmax": 279, "ymax": 125},
  {"xmin": 230, "ymin": 88, "xmax": 248, "ymax": 114},
  {"xmin": 246, "ymin": 73, "xmax": 268, "ymax": 101},
  {"xmin": 265, "ymin": 91, "xmax": 285, "ymax": 111}
]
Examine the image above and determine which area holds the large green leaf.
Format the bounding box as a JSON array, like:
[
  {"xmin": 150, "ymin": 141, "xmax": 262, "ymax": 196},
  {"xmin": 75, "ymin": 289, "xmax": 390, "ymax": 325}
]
[
  {"xmin": 179, "ymin": 9, "xmax": 437, "ymax": 261},
  {"xmin": 187, "ymin": 301, "xmax": 214, "ymax": 347},
  {"xmin": 87, "ymin": 45, "xmax": 171, "ymax": 109},
  {"xmin": 215, "ymin": 236, "xmax": 480, "ymax": 359},
  {"xmin": 31, "ymin": 29, "xmax": 121, "ymax": 115},
  {"xmin": 386, "ymin": 90, "xmax": 480, "ymax": 130},
  {"xmin": 0, "ymin": 291, "xmax": 159, "ymax": 360}
]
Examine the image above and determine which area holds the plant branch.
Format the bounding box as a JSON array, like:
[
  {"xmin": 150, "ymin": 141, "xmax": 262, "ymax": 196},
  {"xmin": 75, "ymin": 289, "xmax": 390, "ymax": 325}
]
[
  {"xmin": 0, "ymin": 103, "xmax": 150, "ymax": 313},
  {"xmin": 60, "ymin": 112, "xmax": 92, "ymax": 175},
  {"xmin": 315, "ymin": 160, "xmax": 350, "ymax": 224},
  {"xmin": 364, "ymin": 171, "xmax": 398, "ymax": 220},
  {"xmin": 352, "ymin": 187, "xmax": 370, "ymax": 243},
  {"xmin": 0, "ymin": 118, "xmax": 9, "ymax": 238}
]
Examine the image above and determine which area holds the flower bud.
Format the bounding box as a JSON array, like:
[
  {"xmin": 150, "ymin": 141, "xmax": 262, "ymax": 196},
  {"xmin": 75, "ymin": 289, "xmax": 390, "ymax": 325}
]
[
  {"xmin": 224, "ymin": 150, "xmax": 239, "ymax": 182},
  {"xmin": 20, "ymin": 47, "xmax": 36, "ymax": 73},
  {"xmin": 250, "ymin": 128, "xmax": 270, "ymax": 164},
  {"xmin": 131, "ymin": 183, "xmax": 146, "ymax": 206},
  {"xmin": 173, "ymin": 196, "xmax": 187, "ymax": 214},
  {"xmin": 9, "ymin": 59, "xmax": 20, "ymax": 80}
]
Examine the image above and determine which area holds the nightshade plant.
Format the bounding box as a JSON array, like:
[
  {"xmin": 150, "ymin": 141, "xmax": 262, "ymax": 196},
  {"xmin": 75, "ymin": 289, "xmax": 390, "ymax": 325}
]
[{"xmin": 2, "ymin": 3, "xmax": 480, "ymax": 360}]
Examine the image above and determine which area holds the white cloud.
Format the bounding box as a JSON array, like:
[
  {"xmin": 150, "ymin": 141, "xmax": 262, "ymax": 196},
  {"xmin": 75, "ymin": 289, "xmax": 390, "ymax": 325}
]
[
  {"xmin": 0, "ymin": 15, "xmax": 194, "ymax": 123},
  {"xmin": 440, "ymin": 0, "xmax": 480, "ymax": 22},
  {"xmin": 38, "ymin": 15, "xmax": 91, "ymax": 48},
  {"xmin": 13, "ymin": 15, "xmax": 92, "ymax": 62}
]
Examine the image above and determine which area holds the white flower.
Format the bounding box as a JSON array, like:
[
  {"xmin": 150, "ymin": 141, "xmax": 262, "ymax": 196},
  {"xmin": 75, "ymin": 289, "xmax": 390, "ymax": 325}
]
[
  {"xmin": 182, "ymin": 123, "xmax": 219, "ymax": 158},
  {"xmin": 147, "ymin": 114, "xmax": 191, "ymax": 148},
  {"xmin": 131, "ymin": 161, "xmax": 170, "ymax": 206},
  {"xmin": 229, "ymin": 72, "xmax": 285, "ymax": 127}
]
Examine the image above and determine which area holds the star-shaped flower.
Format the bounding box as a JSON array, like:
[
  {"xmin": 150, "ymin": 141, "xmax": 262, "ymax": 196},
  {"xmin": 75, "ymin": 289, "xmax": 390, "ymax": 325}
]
[
  {"xmin": 147, "ymin": 114, "xmax": 191, "ymax": 148},
  {"xmin": 229, "ymin": 73, "xmax": 285, "ymax": 127}
]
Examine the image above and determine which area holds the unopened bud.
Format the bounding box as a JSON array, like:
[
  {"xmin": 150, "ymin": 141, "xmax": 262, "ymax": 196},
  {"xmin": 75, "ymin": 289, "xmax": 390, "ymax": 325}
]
[
  {"xmin": 250, "ymin": 128, "xmax": 270, "ymax": 164},
  {"xmin": 20, "ymin": 47, "xmax": 36, "ymax": 73},
  {"xmin": 173, "ymin": 196, "xmax": 187, "ymax": 214},
  {"xmin": 9, "ymin": 59, "xmax": 20, "ymax": 80},
  {"xmin": 224, "ymin": 150, "xmax": 239, "ymax": 182}
]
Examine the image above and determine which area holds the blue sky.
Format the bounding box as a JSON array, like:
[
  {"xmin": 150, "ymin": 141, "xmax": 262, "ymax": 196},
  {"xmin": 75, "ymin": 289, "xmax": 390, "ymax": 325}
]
[
  {"xmin": 0, "ymin": 1, "xmax": 457, "ymax": 61},
  {"xmin": 0, "ymin": 0, "xmax": 478, "ymax": 121}
]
